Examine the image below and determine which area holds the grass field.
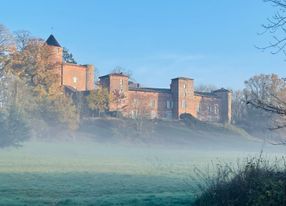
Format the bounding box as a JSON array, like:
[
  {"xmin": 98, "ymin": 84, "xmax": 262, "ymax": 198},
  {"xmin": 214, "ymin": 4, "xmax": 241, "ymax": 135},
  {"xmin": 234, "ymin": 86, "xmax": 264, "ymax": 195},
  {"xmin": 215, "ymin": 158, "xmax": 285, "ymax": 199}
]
[{"xmin": 0, "ymin": 140, "xmax": 285, "ymax": 205}]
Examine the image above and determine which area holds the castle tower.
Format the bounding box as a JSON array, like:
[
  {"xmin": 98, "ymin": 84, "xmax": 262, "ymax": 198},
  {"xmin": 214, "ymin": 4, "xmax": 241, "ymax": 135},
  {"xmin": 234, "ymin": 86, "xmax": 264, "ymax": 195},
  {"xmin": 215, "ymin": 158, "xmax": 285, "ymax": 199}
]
[
  {"xmin": 99, "ymin": 73, "xmax": 129, "ymax": 112},
  {"xmin": 45, "ymin": 34, "xmax": 63, "ymax": 84},
  {"xmin": 213, "ymin": 88, "xmax": 232, "ymax": 123},
  {"xmin": 86, "ymin": 64, "xmax": 95, "ymax": 90},
  {"xmin": 170, "ymin": 77, "xmax": 195, "ymax": 119}
]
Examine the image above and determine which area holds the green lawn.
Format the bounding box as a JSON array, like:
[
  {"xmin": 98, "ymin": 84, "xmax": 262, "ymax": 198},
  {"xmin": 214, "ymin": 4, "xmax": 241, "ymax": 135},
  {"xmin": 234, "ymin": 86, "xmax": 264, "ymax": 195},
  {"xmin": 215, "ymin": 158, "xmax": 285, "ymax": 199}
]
[{"xmin": 0, "ymin": 140, "xmax": 284, "ymax": 205}]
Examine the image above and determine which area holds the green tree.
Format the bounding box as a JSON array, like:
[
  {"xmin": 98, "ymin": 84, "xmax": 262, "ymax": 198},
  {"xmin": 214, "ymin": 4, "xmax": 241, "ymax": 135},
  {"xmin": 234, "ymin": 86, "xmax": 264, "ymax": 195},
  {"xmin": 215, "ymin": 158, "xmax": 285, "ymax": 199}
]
[
  {"xmin": 3, "ymin": 27, "xmax": 80, "ymax": 132},
  {"xmin": 86, "ymin": 87, "xmax": 109, "ymax": 117},
  {"xmin": 63, "ymin": 47, "xmax": 77, "ymax": 64},
  {"xmin": 0, "ymin": 105, "xmax": 30, "ymax": 148}
]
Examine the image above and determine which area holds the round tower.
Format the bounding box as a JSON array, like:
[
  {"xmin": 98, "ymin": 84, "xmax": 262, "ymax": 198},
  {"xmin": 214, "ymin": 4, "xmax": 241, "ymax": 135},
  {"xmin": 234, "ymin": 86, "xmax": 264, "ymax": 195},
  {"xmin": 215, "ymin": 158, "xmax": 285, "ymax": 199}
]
[{"xmin": 45, "ymin": 34, "xmax": 63, "ymax": 84}]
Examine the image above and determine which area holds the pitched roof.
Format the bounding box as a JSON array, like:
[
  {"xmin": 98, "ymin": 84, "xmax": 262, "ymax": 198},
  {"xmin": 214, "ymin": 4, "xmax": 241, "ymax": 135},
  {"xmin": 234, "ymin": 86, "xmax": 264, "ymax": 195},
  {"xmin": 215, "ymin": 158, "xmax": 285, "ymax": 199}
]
[{"xmin": 46, "ymin": 34, "xmax": 61, "ymax": 47}]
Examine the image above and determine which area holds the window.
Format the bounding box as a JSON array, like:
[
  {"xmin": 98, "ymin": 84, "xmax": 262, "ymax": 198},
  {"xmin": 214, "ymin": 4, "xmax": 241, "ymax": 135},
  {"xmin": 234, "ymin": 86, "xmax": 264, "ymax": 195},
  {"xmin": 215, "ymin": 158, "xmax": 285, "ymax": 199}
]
[
  {"xmin": 183, "ymin": 84, "xmax": 186, "ymax": 89},
  {"xmin": 182, "ymin": 100, "xmax": 186, "ymax": 109},
  {"xmin": 150, "ymin": 99, "xmax": 155, "ymax": 108},
  {"xmin": 151, "ymin": 110, "xmax": 157, "ymax": 119},
  {"xmin": 133, "ymin": 98, "xmax": 138, "ymax": 105},
  {"xmin": 167, "ymin": 100, "xmax": 173, "ymax": 109},
  {"xmin": 214, "ymin": 105, "xmax": 219, "ymax": 115},
  {"xmin": 196, "ymin": 104, "xmax": 200, "ymax": 113},
  {"xmin": 73, "ymin": 77, "xmax": 77, "ymax": 83},
  {"xmin": 131, "ymin": 110, "xmax": 138, "ymax": 119},
  {"xmin": 120, "ymin": 79, "xmax": 124, "ymax": 92},
  {"xmin": 166, "ymin": 100, "xmax": 170, "ymax": 109}
]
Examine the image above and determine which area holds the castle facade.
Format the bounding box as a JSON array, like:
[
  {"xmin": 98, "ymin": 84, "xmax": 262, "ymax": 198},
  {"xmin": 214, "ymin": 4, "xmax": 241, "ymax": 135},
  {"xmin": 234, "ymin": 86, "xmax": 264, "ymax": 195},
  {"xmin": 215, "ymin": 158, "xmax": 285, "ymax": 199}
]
[
  {"xmin": 46, "ymin": 35, "xmax": 231, "ymax": 123},
  {"xmin": 99, "ymin": 73, "xmax": 231, "ymax": 123}
]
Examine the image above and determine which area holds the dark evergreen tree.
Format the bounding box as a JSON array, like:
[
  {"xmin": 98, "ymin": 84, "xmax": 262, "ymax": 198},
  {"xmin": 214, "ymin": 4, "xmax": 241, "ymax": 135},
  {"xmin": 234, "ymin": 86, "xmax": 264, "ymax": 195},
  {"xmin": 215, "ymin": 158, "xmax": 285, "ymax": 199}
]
[{"xmin": 63, "ymin": 47, "xmax": 77, "ymax": 64}]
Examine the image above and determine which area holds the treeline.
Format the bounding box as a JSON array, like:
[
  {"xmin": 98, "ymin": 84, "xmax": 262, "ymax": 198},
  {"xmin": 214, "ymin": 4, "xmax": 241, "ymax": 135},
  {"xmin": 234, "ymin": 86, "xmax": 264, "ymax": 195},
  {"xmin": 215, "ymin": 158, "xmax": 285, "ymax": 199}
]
[{"xmin": 231, "ymin": 74, "xmax": 286, "ymax": 141}]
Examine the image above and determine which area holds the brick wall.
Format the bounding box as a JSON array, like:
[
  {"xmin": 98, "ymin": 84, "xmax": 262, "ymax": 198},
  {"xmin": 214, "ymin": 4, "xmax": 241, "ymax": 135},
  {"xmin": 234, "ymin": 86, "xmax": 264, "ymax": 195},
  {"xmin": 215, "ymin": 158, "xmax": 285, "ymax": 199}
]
[
  {"xmin": 128, "ymin": 90, "xmax": 173, "ymax": 119},
  {"xmin": 62, "ymin": 63, "xmax": 89, "ymax": 91},
  {"xmin": 99, "ymin": 73, "xmax": 232, "ymax": 123},
  {"xmin": 171, "ymin": 78, "xmax": 195, "ymax": 118},
  {"xmin": 194, "ymin": 95, "xmax": 221, "ymax": 122}
]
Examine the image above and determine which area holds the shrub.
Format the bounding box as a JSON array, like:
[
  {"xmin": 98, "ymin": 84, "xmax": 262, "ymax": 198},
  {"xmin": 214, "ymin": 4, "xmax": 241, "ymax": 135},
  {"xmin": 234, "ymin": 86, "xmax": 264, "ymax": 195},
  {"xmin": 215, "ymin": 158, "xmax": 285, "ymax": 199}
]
[{"xmin": 193, "ymin": 156, "xmax": 286, "ymax": 206}]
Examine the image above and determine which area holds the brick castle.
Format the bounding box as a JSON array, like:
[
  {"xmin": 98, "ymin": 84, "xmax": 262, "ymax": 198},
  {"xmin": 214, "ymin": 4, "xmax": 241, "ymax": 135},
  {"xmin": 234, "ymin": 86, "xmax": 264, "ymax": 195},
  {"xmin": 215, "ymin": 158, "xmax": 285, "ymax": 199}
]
[{"xmin": 46, "ymin": 34, "xmax": 232, "ymax": 123}]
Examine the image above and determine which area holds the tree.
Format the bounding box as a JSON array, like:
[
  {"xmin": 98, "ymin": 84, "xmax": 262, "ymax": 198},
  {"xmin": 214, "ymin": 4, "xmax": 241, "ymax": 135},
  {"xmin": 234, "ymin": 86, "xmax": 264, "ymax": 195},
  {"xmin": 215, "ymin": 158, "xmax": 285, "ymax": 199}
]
[
  {"xmin": 111, "ymin": 89, "xmax": 127, "ymax": 117},
  {"xmin": 0, "ymin": 104, "xmax": 30, "ymax": 148},
  {"xmin": 111, "ymin": 66, "xmax": 134, "ymax": 80},
  {"xmin": 0, "ymin": 24, "xmax": 14, "ymax": 58},
  {"xmin": 259, "ymin": 0, "xmax": 286, "ymax": 56},
  {"xmin": 245, "ymin": 74, "xmax": 286, "ymax": 135},
  {"xmin": 86, "ymin": 87, "xmax": 109, "ymax": 117},
  {"xmin": 195, "ymin": 84, "xmax": 217, "ymax": 93},
  {"xmin": 129, "ymin": 94, "xmax": 151, "ymax": 135},
  {"xmin": 63, "ymin": 47, "xmax": 77, "ymax": 64},
  {"xmin": 3, "ymin": 27, "xmax": 80, "ymax": 132},
  {"xmin": 231, "ymin": 90, "xmax": 246, "ymax": 124}
]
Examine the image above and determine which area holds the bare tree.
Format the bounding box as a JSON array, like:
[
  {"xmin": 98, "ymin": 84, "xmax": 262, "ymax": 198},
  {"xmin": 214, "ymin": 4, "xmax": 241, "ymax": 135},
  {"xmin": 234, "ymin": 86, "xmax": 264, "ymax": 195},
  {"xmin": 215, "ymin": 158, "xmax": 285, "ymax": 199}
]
[
  {"xmin": 0, "ymin": 24, "xmax": 14, "ymax": 55},
  {"xmin": 195, "ymin": 84, "xmax": 217, "ymax": 93},
  {"xmin": 14, "ymin": 30, "xmax": 32, "ymax": 51},
  {"xmin": 111, "ymin": 66, "xmax": 134, "ymax": 81},
  {"xmin": 245, "ymin": 74, "xmax": 286, "ymax": 131},
  {"xmin": 259, "ymin": 0, "xmax": 286, "ymax": 55}
]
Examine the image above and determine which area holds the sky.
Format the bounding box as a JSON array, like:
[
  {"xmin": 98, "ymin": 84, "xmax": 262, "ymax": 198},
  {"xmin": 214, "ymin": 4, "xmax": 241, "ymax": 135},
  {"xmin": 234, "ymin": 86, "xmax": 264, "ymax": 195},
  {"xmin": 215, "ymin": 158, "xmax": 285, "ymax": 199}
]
[{"xmin": 1, "ymin": 0, "xmax": 286, "ymax": 90}]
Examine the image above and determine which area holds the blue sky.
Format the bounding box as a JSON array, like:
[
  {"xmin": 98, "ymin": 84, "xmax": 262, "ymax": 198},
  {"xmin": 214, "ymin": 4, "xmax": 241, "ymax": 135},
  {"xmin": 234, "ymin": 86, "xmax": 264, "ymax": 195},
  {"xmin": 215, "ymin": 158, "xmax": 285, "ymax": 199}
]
[{"xmin": 2, "ymin": 0, "xmax": 286, "ymax": 90}]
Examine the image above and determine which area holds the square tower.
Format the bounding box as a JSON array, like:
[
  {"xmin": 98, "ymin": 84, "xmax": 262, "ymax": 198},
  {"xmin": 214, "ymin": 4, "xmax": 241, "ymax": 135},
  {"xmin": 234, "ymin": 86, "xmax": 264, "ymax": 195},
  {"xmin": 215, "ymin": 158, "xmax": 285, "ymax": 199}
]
[
  {"xmin": 99, "ymin": 73, "xmax": 129, "ymax": 112},
  {"xmin": 170, "ymin": 77, "xmax": 195, "ymax": 119}
]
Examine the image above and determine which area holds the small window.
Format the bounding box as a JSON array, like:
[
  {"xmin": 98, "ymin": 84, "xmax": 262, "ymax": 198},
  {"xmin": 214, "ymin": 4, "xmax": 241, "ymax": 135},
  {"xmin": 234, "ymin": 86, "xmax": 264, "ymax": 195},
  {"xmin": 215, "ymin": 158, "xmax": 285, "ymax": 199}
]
[
  {"xmin": 133, "ymin": 98, "xmax": 138, "ymax": 105},
  {"xmin": 196, "ymin": 104, "xmax": 200, "ymax": 113},
  {"xmin": 182, "ymin": 100, "xmax": 186, "ymax": 109},
  {"xmin": 214, "ymin": 105, "xmax": 219, "ymax": 115},
  {"xmin": 73, "ymin": 77, "xmax": 77, "ymax": 83},
  {"xmin": 166, "ymin": 100, "xmax": 173, "ymax": 109},
  {"xmin": 183, "ymin": 84, "xmax": 186, "ymax": 89},
  {"xmin": 150, "ymin": 99, "xmax": 155, "ymax": 108},
  {"xmin": 166, "ymin": 100, "xmax": 170, "ymax": 109}
]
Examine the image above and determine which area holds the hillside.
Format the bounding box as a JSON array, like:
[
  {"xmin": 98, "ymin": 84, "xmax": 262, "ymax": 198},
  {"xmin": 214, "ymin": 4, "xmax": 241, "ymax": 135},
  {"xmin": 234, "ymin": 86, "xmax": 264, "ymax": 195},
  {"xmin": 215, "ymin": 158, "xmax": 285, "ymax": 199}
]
[{"xmin": 75, "ymin": 118, "xmax": 262, "ymax": 151}]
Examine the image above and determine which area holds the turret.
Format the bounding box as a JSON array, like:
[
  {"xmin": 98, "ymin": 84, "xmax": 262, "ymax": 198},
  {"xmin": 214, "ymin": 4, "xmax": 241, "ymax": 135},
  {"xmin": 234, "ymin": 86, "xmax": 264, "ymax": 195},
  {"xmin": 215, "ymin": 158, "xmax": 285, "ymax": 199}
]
[
  {"xmin": 45, "ymin": 34, "xmax": 63, "ymax": 83},
  {"xmin": 45, "ymin": 34, "xmax": 63, "ymax": 65}
]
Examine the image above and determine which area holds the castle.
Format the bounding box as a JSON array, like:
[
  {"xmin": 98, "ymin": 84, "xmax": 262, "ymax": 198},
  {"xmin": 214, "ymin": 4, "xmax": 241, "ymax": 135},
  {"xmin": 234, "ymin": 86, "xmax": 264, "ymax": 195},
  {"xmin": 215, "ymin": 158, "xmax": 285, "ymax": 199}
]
[{"xmin": 46, "ymin": 34, "xmax": 232, "ymax": 123}]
